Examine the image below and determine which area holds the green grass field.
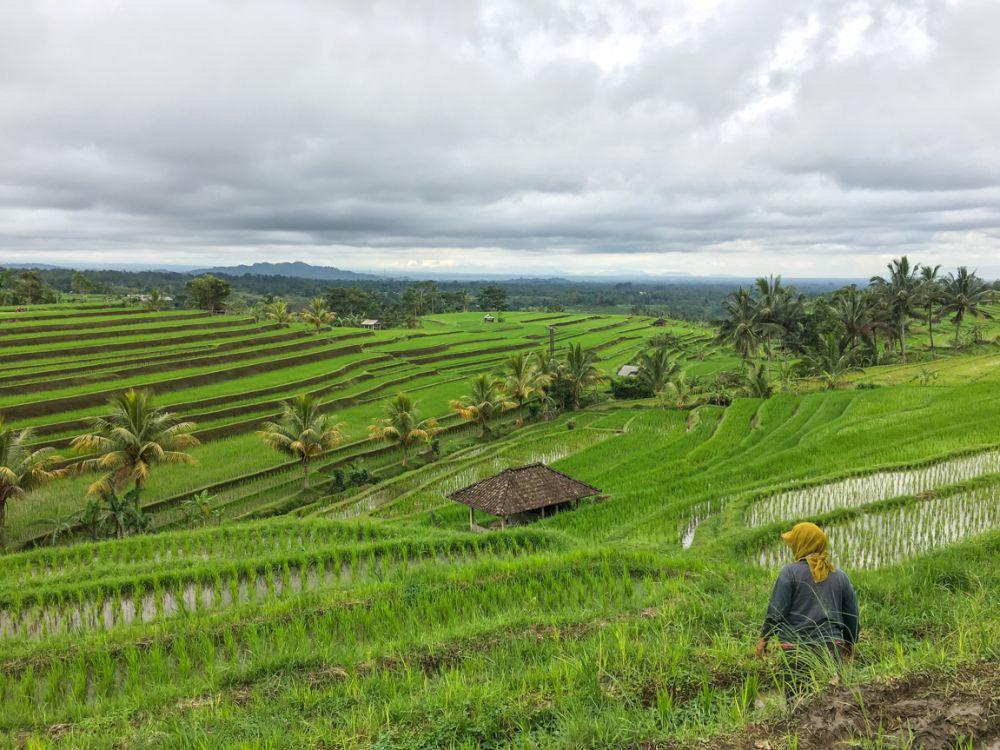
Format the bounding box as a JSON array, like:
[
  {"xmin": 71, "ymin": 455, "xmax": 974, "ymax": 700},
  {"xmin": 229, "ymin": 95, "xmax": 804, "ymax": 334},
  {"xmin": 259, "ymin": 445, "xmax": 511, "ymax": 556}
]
[{"xmin": 0, "ymin": 304, "xmax": 998, "ymax": 748}]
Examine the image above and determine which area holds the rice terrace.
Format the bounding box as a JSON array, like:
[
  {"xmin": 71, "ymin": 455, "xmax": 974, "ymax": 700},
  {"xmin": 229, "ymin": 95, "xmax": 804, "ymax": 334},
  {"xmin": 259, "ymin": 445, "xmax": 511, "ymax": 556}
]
[
  {"xmin": 0, "ymin": 260, "xmax": 997, "ymax": 750},
  {"xmin": 4, "ymin": 3, "xmax": 1000, "ymax": 747}
]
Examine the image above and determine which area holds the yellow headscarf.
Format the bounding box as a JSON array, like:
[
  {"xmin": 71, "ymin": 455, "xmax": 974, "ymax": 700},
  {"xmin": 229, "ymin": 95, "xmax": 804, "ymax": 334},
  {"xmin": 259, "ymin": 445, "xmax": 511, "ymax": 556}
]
[{"xmin": 781, "ymin": 522, "xmax": 835, "ymax": 583}]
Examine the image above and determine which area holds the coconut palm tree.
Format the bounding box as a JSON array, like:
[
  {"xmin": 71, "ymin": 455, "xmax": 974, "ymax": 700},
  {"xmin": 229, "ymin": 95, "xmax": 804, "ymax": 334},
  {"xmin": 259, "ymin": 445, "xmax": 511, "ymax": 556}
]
[
  {"xmin": 450, "ymin": 373, "xmax": 515, "ymax": 437},
  {"xmin": 0, "ymin": 418, "xmax": 65, "ymax": 547},
  {"xmin": 636, "ymin": 345, "xmax": 682, "ymax": 395},
  {"xmin": 145, "ymin": 288, "xmax": 166, "ymax": 311},
  {"xmin": 940, "ymin": 267, "xmax": 994, "ymax": 347},
  {"xmin": 265, "ymin": 300, "xmax": 294, "ymax": 327},
  {"xmin": 869, "ymin": 256, "xmax": 921, "ymax": 363},
  {"xmin": 299, "ymin": 298, "xmax": 336, "ymax": 333},
  {"xmin": 833, "ymin": 285, "xmax": 873, "ymax": 350},
  {"xmin": 716, "ymin": 288, "xmax": 762, "ymax": 361},
  {"xmin": 259, "ymin": 394, "xmax": 344, "ymax": 489},
  {"xmin": 71, "ymin": 389, "xmax": 198, "ymax": 512},
  {"xmin": 368, "ymin": 393, "xmax": 438, "ymax": 466},
  {"xmin": 661, "ymin": 371, "xmax": 693, "ymax": 409},
  {"xmin": 803, "ymin": 334, "xmax": 861, "ymax": 390},
  {"xmin": 501, "ymin": 352, "xmax": 550, "ymax": 408},
  {"xmin": 560, "ymin": 343, "xmax": 604, "ymax": 410},
  {"xmin": 918, "ymin": 265, "xmax": 943, "ymax": 357},
  {"xmin": 743, "ymin": 363, "xmax": 774, "ymax": 398},
  {"xmin": 752, "ymin": 275, "xmax": 796, "ymax": 366}
]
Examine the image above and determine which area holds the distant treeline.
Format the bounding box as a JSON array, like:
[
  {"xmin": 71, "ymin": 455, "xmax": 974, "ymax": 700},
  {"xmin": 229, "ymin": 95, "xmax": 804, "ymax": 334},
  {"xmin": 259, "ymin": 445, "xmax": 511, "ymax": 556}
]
[{"xmin": 4, "ymin": 266, "xmax": 853, "ymax": 321}]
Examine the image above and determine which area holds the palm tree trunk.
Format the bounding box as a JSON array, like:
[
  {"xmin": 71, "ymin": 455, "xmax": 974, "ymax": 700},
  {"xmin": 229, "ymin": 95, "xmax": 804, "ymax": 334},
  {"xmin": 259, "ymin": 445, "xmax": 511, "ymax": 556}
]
[
  {"xmin": 954, "ymin": 319, "xmax": 962, "ymax": 346},
  {"xmin": 303, "ymin": 460, "xmax": 310, "ymax": 490},
  {"xmin": 133, "ymin": 479, "xmax": 142, "ymax": 511},
  {"xmin": 899, "ymin": 318, "xmax": 906, "ymax": 363},
  {"xmin": 927, "ymin": 305, "xmax": 935, "ymax": 358},
  {"xmin": 0, "ymin": 498, "xmax": 6, "ymax": 549},
  {"xmin": 401, "ymin": 443, "xmax": 408, "ymax": 467}
]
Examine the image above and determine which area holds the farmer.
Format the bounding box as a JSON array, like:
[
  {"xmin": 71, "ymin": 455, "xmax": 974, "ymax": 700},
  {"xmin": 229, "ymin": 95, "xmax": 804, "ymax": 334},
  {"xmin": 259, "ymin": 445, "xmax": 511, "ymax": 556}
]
[{"xmin": 756, "ymin": 522, "xmax": 859, "ymax": 688}]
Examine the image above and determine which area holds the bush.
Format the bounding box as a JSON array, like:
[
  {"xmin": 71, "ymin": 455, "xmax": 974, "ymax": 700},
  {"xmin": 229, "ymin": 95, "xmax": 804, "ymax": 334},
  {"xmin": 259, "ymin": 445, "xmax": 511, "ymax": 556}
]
[
  {"xmin": 348, "ymin": 465, "xmax": 373, "ymax": 486},
  {"xmin": 329, "ymin": 468, "xmax": 348, "ymax": 493},
  {"xmin": 566, "ymin": 421, "xmax": 576, "ymax": 430},
  {"xmin": 610, "ymin": 377, "xmax": 654, "ymax": 400}
]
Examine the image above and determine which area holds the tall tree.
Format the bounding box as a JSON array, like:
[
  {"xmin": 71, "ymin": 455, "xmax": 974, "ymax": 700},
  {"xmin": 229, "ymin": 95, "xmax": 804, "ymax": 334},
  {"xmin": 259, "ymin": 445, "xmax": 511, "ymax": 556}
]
[
  {"xmin": 636, "ymin": 345, "xmax": 682, "ymax": 395},
  {"xmin": 15, "ymin": 271, "xmax": 48, "ymax": 304},
  {"xmin": 869, "ymin": 256, "xmax": 921, "ymax": 363},
  {"xmin": 477, "ymin": 285, "xmax": 509, "ymax": 312},
  {"xmin": 299, "ymin": 298, "xmax": 336, "ymax": 333},
  {"xmin": 71, "ymin": 271, "xmax": 95, "ymax": 293},
  {"xmin": 501, "ymin": 352, "xmax": 550, "ymax": 407},
  {"xmin": 259, "ymin": 394, "xmax": 344, "ymax": 489},
  {"xmin": 716, "ymin": 288, "xmax": 762, "ymax": 361},
  {"xmin": 368, "ymin": 393, "xmax": 438, "ymax": 466},
  {"xmin": 186, "ymin": 274, "xmax": 232, "ymax": 312},
  {"xmin": 71, "ymin": 389, "xmax": 199, "ymax": 510},
  {"xmin": 940, "ymin": 267, "xmax": 994, "ymax": 346},
  {"xmin": 917, "ymin": 265, "xmax": 943, "ymax": 357},
  {"xmin": 560, "ymin": 343, "xmax": 603, "ymax": 409},
  {"xmin": 0, "ymin": 419, "xmax": 65, "ymax": 547},
  {"xmin": 832, "ymin": 284, "xmax": 873, "ymax": 350},
  {"xmin": 450, "ymin": 373, "xmax": 514, "ymax": 437}
]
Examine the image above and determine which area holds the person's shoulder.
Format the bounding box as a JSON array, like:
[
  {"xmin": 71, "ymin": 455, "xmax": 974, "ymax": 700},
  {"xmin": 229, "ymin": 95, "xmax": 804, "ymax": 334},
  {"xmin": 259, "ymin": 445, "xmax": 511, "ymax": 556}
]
[
  {"xmin": 779, "ymin": 561, "xmax": 807, "ymax": 578},
  {"xmin": 834, "ymin": 567, "xmax": 855, "ymax": 585}
]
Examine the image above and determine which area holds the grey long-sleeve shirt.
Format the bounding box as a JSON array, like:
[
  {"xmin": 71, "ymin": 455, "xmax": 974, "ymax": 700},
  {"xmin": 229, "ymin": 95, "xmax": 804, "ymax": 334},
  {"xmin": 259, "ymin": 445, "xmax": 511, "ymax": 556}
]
[{"xmin": 761, "ymin": 560, "xmax": 860, "ymax": 645}]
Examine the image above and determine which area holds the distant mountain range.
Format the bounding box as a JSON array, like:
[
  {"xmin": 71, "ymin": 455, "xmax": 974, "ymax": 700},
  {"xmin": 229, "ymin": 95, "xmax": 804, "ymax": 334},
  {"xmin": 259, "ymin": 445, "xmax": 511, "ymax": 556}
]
[{"xmin": 190, "ymin": 261, "xmax": 377, "ymax": 280}]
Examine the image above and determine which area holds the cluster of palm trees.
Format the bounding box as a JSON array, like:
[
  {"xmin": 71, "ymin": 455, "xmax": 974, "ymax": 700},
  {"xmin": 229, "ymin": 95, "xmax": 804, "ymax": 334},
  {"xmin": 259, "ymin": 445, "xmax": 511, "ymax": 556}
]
[
  {"xmin": 449, "ymin": 345, "xmax": 605, "ymax": 436},
  {"xmin": 0, "ymin": 389, "xmax": 200, "ymax": 545},
  {"xmin": 233, "ymin": 297, "xmax": 337, "ymax": 331},
  {"xmin": 717, "ymin": 258, "xmax": 996, "ymax": 388}
]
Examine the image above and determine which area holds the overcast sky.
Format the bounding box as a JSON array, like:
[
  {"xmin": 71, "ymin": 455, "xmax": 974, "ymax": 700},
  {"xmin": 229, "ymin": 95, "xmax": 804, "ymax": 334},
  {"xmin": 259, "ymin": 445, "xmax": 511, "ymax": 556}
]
[{"xmin": 1, "ymin": 0, "xmax": 999, "ymax": 278}]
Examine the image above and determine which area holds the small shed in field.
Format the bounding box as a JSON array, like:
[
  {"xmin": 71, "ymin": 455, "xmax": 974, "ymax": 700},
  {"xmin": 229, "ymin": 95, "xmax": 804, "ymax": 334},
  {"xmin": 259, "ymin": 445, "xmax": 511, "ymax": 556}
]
[
  {"xmin": 361, "ymin": 319, "xmax": 381, "ymax": 330},
  {"xmin": 652, "ymin": 318, "xmax": 667, "ymax": 327},
  {"xmin": 483, "ymin": 314, "xmax": 495, "ymax": 323},
  {"xmin": 449, "ymin": 463, "xmax": 600, "ymax": 531},
  {"xmin": 617, "ymin": 365, "xmax": 639, "ymax": 378}
]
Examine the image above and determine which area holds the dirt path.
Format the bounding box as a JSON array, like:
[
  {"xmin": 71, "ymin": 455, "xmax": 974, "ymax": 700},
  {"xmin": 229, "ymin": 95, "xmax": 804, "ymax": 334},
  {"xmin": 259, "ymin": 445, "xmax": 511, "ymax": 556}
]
[{"xmin": 745, "ymin": 661, "xmax": 998, "ymax": 750}]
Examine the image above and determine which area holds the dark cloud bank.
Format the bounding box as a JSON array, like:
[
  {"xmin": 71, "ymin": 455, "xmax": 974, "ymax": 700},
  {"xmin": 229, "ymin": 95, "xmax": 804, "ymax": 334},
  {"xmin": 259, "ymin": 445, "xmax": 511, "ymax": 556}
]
[{"xmin": 1, "ymin": 0, "xmax": 998, "ymax": 277}]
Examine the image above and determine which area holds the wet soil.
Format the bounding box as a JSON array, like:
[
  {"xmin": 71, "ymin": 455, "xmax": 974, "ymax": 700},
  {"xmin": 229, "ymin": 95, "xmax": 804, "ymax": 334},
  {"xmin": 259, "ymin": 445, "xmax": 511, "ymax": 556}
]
[{"xmin": 723, "ymin": 661, "xmax": 1000, "ymax": 750}]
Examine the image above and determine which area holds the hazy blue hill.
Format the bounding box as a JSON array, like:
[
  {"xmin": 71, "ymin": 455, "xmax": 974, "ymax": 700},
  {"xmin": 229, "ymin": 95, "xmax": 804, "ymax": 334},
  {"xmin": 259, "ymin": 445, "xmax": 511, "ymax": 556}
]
[{"xmin": 190, "ymin": 261, "xmax": 377, "ymax": 281}]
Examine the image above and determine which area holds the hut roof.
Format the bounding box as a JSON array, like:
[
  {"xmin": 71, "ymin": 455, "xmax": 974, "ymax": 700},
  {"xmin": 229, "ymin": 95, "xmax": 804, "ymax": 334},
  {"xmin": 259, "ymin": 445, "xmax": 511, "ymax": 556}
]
[
  {"xmin": 448, "ymin": 463, "xmax": 599, "ymax": 516},
  {"xmin": 361, "ymin": 319, "xmax": 379, "ymax": 326},
  {"xmin": 617, "ymin": 364, "xmax": 639, "ymax": 377}
]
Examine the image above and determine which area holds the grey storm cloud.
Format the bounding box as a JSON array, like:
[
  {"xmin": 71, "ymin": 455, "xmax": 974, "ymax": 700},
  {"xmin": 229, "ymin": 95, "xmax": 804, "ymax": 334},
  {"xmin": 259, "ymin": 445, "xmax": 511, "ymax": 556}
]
[{"xmin": 1, "ymin": 0, "xmax": 999, "ymax": 275}]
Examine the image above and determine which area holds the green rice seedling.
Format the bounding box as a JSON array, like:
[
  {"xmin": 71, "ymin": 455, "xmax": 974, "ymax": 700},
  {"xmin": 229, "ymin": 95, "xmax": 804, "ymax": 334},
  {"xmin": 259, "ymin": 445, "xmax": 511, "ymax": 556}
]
[
  {"xmin": 747, "ymin": 449, "xmax": 1000, "ymax": 527},
  {"xmin": 757, "ymin": 481, "xmax": 1000, "ymax": 569}
]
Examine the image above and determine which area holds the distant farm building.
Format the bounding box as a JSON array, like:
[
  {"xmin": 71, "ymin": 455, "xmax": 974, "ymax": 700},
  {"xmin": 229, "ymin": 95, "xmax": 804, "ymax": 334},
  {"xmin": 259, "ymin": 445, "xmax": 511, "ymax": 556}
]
[
  {"xmin": 617, "ymin": 365, "xmax": 639, "ymax": 378},
  {"xmin": 449, "ymin": 463, "xmax": 600, "ymax": 531},
  {"xmin": 652, "ymin": 318, "xmax": 667, "ymax": 327},
  {"xmin": 483, "ymin": 314, "xmax": 495, "ymax": 323},
  {"xmin": 361, "ymin": 319, "xmax": 381, "ymax": 330}
]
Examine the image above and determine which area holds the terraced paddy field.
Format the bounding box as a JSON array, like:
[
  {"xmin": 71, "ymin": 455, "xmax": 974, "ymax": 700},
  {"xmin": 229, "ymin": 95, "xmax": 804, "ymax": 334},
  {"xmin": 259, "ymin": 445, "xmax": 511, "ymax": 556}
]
[
  {"xmin": 2, "ymin": 306, "xmax": 725, "ymax": 547},
  {"xmin": 0, "ymin": 302, "xmax": 998, "ymax": 748}
]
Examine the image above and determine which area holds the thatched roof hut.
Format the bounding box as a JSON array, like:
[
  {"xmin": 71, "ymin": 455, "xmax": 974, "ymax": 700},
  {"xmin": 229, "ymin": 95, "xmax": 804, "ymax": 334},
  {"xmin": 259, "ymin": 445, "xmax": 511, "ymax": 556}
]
[{"xmin": 449, "ymin": 463, "xmax": 600, "ymax": 530}]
